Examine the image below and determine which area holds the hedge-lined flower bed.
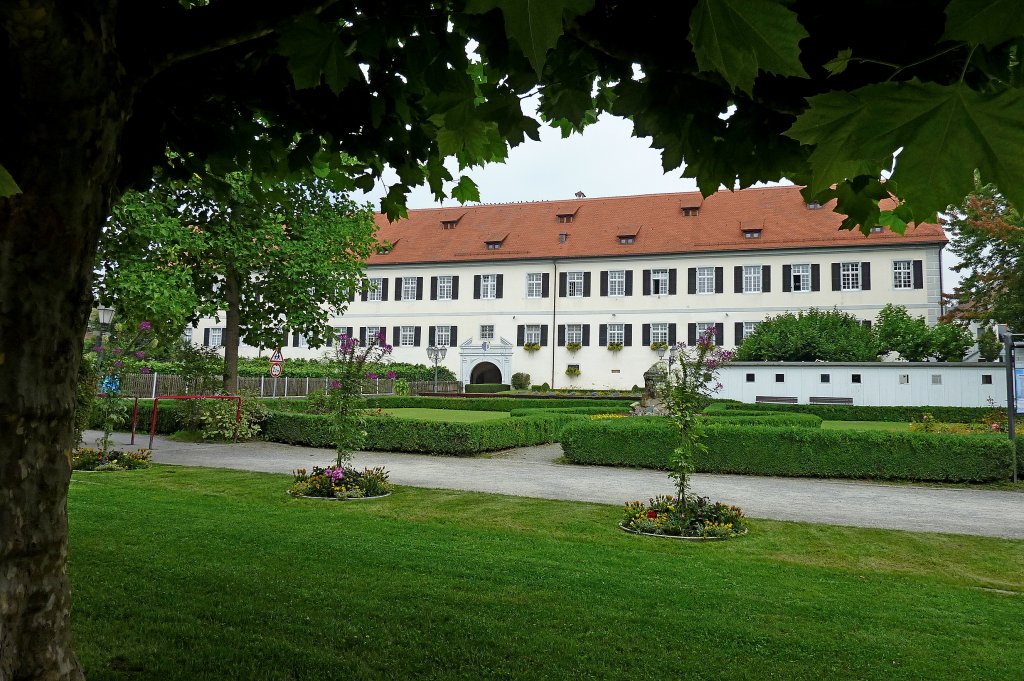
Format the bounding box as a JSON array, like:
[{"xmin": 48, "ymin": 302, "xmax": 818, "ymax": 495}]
[
  {"xmin": 561, "ymin": 417, "xmax": 1015, "ymax": 482},
  {"xmin": 705, "ymin": 402, "xmax": 999, "ymax": 424},
  {"xmin": 289, "ymin": 465, "xmax": 392, "ymax": 499},
  {"xmin": 72, "ymin": 447, "xmax": 152, "ymax": 471}
]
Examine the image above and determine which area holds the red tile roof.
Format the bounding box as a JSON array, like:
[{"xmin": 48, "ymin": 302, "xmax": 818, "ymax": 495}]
[{"xmin": 369, "ymin": 186, "xmax": 946, "ymax": 265}]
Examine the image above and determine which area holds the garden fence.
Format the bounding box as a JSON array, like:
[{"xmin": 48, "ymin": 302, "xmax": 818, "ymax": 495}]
[{"xmin": 118, "ymin": 373, "xmax": 462, "ymax": 399}]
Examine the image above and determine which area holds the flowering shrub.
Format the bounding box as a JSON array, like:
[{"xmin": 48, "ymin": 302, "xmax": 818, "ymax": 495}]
[
  {"xmin": 197, "ymin": 391, "xmax": 268, "ymax": 440},
  {"xmin": 92, "ymin": 319, "xmax": 155, "ymax": 453},
  {"xmin": 908, "ymin": 420, "xmax": 994, "ymax": 435},
  {"xmin": 329, "ymin": 329, "xmax": 393, "ymax": 466},
  {"xmin": 289, "ymin": 465, "xmax": 392, "ymax": 499},
  {"xmin": 72, "ymin": 447, "xmax": 152, "ymax": 471},
  {"xmin": 622, "ymin": 494, "xmax": 746, "ymax": 538},
  {"xmin": 393, "ymin": 378, "xmax": 411, "ymax": 396}
]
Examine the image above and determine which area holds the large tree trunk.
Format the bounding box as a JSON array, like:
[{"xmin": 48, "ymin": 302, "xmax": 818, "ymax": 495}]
[
  {"xmin": 222, "ymin": 266, "xmax": 242, "ymax": 392},
  {"xmin": 0, "ymin": 5, "xmax": 127, "ymax": 678}
]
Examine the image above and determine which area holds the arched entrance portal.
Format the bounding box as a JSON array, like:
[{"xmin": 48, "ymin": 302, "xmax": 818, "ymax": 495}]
[{"xmin": 470, "ymin": 361, "xmax": 502, "ymax": 384}]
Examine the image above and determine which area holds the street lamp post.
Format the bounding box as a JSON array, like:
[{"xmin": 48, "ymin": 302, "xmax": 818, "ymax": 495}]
[
  {"xmin": 426, "ymin": 345, "xmax": 447, "ymax": 393},
  {"xmin": 96, "ymin": 306, "xmax": 115, "ymax": 347}
]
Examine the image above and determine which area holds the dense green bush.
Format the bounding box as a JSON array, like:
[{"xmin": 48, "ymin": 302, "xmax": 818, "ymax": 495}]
[
  {"xmin": 704, "ymin": 402, "xmax": 998, "ymax": 424},
  {"xmin": 508, "ymin": 406, "xmax": 631, "ymax": 417},
  {"xmin": 561, "ymin": 418, "xmax": 1015, "ymax": 482},
  {"xmin": 110, "ymin": 356, "xmax": 456, "ymax": 381},
  {"xmin": 89, "ymin": 399, "xmax": 185, "ymax": 435},
  {"xmin": 464, "ymin": 383, "xmax": 510, "ymax": 393},
  {"xmin": 361, "ymin": 396, "xmax": 629, "ymax": 412},
  {"xmin": 511, "ymin": 372, "xmax": 531, "ymax": 390},
  {"xmin": 705, "ymin": 413, "xmax": 823, "ymax": 428},
  {"xmin": 735, "ymin": 308, "xmax": 879, "ymax": 361},
  {"xmin": 264, "ymin": 410, "xmax": 582, "ymax": 455}
]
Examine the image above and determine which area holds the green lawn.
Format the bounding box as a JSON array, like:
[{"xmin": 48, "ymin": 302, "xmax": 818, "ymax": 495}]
[
  {"xmin": 68, "ymin": 467, "xmax": 1023, "ymax": 680},
  {"xmin": 822, "ymin": 420, "xmax": 910, "ymax": 432},
  {"xmin": 378, "ymin": 407, "xmax": 509, "ymax": 422}
]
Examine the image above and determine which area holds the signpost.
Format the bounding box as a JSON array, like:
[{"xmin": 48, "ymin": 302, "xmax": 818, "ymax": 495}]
[
  {"xmin": 1003, "ymin": 329, "xmax": 1022, "ymax": 483},
  {"xmin": 269, "ymin": 347, "xmax": 284, "ymax": 380}
]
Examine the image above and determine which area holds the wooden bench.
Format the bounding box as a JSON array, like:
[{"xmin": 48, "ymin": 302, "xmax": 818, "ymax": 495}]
[
  {"xmin": 755, "ymin": 395, "xmax": 798, "ymax": 404},
  {"xmin": 809, "ymin": 396, "xmax": 854, "ymax": 405}
]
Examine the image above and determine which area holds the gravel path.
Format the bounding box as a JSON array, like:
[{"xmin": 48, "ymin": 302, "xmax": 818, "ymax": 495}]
[{"xmin": 86, "ymin": 430, "xmax": 1024, "ymax": 539}]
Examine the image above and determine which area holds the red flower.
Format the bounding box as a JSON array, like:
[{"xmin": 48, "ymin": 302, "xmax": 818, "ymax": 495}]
[{"xmin": 646, "ymin": 510, "xmax": 658, "ymax": 519}]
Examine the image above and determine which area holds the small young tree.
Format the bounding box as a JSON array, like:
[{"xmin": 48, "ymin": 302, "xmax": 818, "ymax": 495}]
[
  {"xmin": 874, "ymin": 304, "xmax": 932, "ymax": 361},
  {"xmin": 929, "ymin": 322, "xmax": 974, "ymax": 362},
  {"xmin": 977, "ymin": 325, "xmax": 1003, "ymax": 362},
  {"xmin": 91, "ymin": 321, "xmax": 155, "ymax": 453},
  {"xmin": 328, "ymin": 330, "xmax": 393, "ymax": 467}
]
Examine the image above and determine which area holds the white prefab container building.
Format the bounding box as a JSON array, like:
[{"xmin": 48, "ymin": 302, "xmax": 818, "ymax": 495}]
[{"xmin": 192, "ymin": 186, "xmax": 954, "ymax": 391}]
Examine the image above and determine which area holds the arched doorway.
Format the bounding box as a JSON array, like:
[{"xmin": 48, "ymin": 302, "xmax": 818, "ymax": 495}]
[{"xmin": 470, "ymin": 361, "xmax": 502, "ymax": 384}]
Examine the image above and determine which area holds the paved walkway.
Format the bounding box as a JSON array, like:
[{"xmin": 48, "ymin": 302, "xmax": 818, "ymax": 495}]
[{"xmin": 86, "ymin": 430, "xmax": 1024, "ymax": 539}]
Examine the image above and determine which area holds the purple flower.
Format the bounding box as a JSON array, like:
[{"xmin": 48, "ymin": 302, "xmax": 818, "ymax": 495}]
[
  {"xmin": 140, "ymin": 366, "xmax": 152, "ymax": 375},
  {"xmin": 329, "ymin": 380, "xmax": 342, "ymax": 389},
  {"xmin": 326, "ymin": 467, "xmax": 344, "ymax": 483},
  {"xmin": 376, "ymin": 330, "xmax": 386, "ymax": 341},
  {"xmin": 386, "ymin": 371, "xmax": 397, "ymax": 380},
  {"xmin": 112, "ymin": 347, "xmax": 123, "ymax": 355},
  {"xmin": 383, "ymin": 344, "xmax": 393, "ymax": 353},
  {"xmin": 113, "ymin": 360, "xmax": 124, "ymax": 368},
  {"xmin": 138, "ymin": 321, "xmax": 152, "ymax": 331},
  {"xmin": 135, "ymin": 351, "xmax": 145, "ymax": 359},
  {"xmin": 92, "ymin": 345, "xmax": 104, "ymax": 353},
  {"xmin": 366, "ymin": 372, "xmax": 378, "ymax": 380}
]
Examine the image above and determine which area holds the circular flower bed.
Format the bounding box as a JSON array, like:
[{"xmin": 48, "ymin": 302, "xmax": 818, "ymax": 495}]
[
  {"xmin": 621, "ymin": 494, "xmax": 747, "ymax": 540},
  {"xmin": 72, "ymin": 447, "xmax": 152, "ymax": 471},
  {"xmin": 288, "ymin": 465, "xmax": 392, "ymax": 500}
]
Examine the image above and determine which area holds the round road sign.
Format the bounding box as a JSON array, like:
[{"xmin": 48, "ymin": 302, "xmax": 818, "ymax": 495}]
[{"xmin": 270, "ymin": 363, "xmax": 283, "ymax": 378}]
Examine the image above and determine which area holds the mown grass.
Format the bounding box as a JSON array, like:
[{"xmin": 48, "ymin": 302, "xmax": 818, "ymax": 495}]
[
  {"xmin": 69, "ymin": 466, "xmax": 1024, "ymax": 680},
  {"xmin": 822, "ymin": 420, "xmax": 910, "ymax": 432},
  {"xmin": 378, "ymin": 407, "xmax": 509, "ymax": 422}
]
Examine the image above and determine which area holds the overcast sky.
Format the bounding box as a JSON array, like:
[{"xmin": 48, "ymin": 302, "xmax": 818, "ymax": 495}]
[{"xmin": 355, "ymin": 104, "xmax": 962, "ymax": 293}]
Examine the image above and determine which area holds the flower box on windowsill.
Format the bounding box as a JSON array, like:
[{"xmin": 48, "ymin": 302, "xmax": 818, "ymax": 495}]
[
  {"xmin": 566, "ymin": 342, "xmax": 582, "ymax": 353},
  {"xmin": 649, "ymin": 341, "xmax": 669, "ymax": 352},
  {"xmin": 565, "ymin": 367, "xmax": 581, "ymax": 377},
  {"xmin": 523, "ymin": 342, "xmax": 541, "ymax": 352},
  {"xmin": 607, "ymin": 343, "xmax": 623, "ymax": 352}
]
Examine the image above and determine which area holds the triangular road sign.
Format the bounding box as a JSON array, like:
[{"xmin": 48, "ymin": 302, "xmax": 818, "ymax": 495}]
[{"xmin": 270, "ymin": 348, "xmax": 284, "ymax": 363}]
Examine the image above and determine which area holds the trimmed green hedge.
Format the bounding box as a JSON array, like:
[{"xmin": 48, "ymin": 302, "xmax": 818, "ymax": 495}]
[
  {"xmin": 704, "ymin": 401, "xmax": 999, "ymax": 424},
  {"xmin": 561, "ymin": 417, "xmax": 1015, "ymax": 482},
  {"xmin": 705, "ymin": 413, "xmax": 823, "ymax": 428},
  {"xmin": 464, "ymin": 383, "xmax": 510, "ymax": 393},
  {"xmin": 361, "ymin": 396, "xmax": 628, "ymax": 412},
  {"xmin": 263, "ymin": 410, "xmax": 583, "ymax": 455},
  {"xmin": 508, "ymin": 406, "xmax": 631, "ymax": 417}
]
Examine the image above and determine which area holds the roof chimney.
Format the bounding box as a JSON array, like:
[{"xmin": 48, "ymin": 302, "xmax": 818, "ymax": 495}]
[{"xmin": 574, "ymin": 190, "xmax": 586, "ymax": 199}]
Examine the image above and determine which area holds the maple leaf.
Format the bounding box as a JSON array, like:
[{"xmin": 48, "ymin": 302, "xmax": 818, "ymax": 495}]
[
  {"xmin": 689, "ymin": 0, "xmax": 808, "ymax": 95},
  {"xmin": 943, "ymin": 0, "xmax": 1024, "ymax": 48},
  {"xmin": 451, "ymin": 175, "xmax": 481, "ymax": 204},
  {"xmin": 277, "ymin": 17, "xmax": 360, "ymax": 94}
]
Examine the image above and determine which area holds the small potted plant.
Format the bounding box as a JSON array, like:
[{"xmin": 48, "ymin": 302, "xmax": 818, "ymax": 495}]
[
  {"xmin": 607, "ymin": 342, "xmax": 623, "ymax": 352},
  {"xmin": 523, "ymin": 342, "xmax": 541, "ymax": 352},
  {"xmin": 566, "ymin": 341, "xmax": 582, "ymax": 353}
]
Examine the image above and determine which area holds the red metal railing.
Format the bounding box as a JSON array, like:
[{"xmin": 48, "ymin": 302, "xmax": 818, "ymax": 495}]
[{"xmin": 149, "ymin": 395, "xmax": 242, "ymax": 449}]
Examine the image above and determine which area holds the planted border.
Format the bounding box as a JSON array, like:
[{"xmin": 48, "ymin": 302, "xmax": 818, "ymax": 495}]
[
  {"xmin": 561, "ymin": 417, "xmax": 1014, "ymax": 482},
  {"xmin": 705, "ymin": 402, "xmax": 999, "ymax": 424}
]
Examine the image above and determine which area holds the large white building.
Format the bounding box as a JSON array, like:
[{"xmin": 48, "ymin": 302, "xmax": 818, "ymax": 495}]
[{"xmin": 195, "ymin": 186, "xmax": 948, "ymax": 390}]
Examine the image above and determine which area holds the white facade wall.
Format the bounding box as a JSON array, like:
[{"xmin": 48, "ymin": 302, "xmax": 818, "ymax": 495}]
[
  {"xmin": 719, "ymin": 362, "xmax": 1005, "ymax": 407},
  {"xmin": 194, "ymin": 242, "xmax": 944, "ymax": 390}
]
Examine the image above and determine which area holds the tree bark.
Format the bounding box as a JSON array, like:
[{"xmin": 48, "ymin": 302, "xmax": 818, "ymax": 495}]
[
  {"xmin": 222, "ymin": 266, "xmax": 242, "ymax": 392},
  {"xmin": 0, "ymin": 4, "xmax": 128, "ymax": 678}
]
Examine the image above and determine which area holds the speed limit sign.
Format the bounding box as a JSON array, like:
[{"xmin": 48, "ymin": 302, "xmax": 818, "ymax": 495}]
[{"xmin": 270, "ymin": 363, "xmax": 283, "ymax": 378}]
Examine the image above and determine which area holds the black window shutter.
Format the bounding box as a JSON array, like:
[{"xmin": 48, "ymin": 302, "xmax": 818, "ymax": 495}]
[
  {"xmin": 495, "ymin": 274, "xmax": 504, "ymax": 298},
  {"xmin": 360, "ymin": 289, "xmax": 368, "ymax": 302},
  {"xmin": 715, "ymin": 267, "xmax": 724, "ymax": 294},
  {"xmin": 625, "ymin": 270, "xmax": 633, "ymax": 296},
  {"xmin": 416, "ymin": 277, "xmax": 424, "ymax": 300},
  {"xmin": 347, "ymin": 289, "xmax": 355, "ymax": 303},
  {"xmin": 582, "ymin": 324, "xmax": 591, "ymax": 346},
  {"xmin": 541, "ymin": 273, "xmax": 550, "ymax": 297},
  {"xmin": 473, "ymin": 275, "xmax": 481, "ymax": 299},
  {"xmin": 811, "ymin": 264, "xmax": 821, "ymax": 291},
  {"xmin": 381, "ymin": 278, "xmax": 389, "ymax": 301},
  {"xmin": 449, "ymin": 327, "xmax": 457, "ymax": 346},
  {"xmin": 913, "ymin": 260, "xmax": 924, "ymax": 289},
  {"xmin": 582, "ymin": 272, "xmax": 591, "ymax": 297},
  {"xmin": 831, "ymin": 263, "xmax": 841, "ymax": 291},
  {"xmin": 430, "ymin": 276, "xmax": 438, "ymax": 300},
  {"xmin": 762, "ymin": 265, "xmax": 771, "ymax": 293},
  {"xmin": 414, "ymin": 327, "xmax": 421, "ymax": 346},
  {"xmin": 714, "ymin": 323, "xmax": 724, "ymax": 346},
  {"xmin": 623, "ymin": 324, "xmax": 632, "ymax": 347},
  {"xmin": 557, "ymin": 325, "xmax": 566, "ymax": 346},
  {"xmin": 600, "ymin": 271, "xmax": 609, "ymax": 297},
  {"xmin": 428, "ymin": 326, "xmax": 436, "ymax": 346},
  {"xmin": 669, "ymin": 269, "xmax": 678, "ymax": 295},
  {"xmin": 359, "ymin": 327, "xmax": 367, "ymax": 344},
  {"xmin": 516, "ymin": 325, "xmax": 525, "ymax": 346},
  {"xmin": 782, "ymin": 265, "xmax": 792, "ymax": 292},
  {"xmin": 290, "ymin": 333, "xmax": 298, "ymax": 347},
  {"xmin": 734, "ymin": 266, "xmax": 743, "ymax": 293},
  {"xmin": 861, "ymin": 262, "xmax": 871, "ymax": 290},
  {"xmin": 687, "ymin": 268, "xmax": 697, "ymax": 294},
  {"xmin": 559, "ymin": 272, "xmax": 567, "ymax": 297},
  {"xmin": 540, "ymin": 325, "xmax": 549, "ymax": 346},
  {"xmin": 392, "ymin": 326, "xmax": 400, "ymax": 345},
  {"xmin": 735, "ymin": 321, "xmax": 744, "ymax": 345},
  {"xmin": 203, "ymin": 328, "xmax": 210, "ymax": 346},
  {"xmin": 642, "ymin": 324, "xmax": 651, "ymax": 346},
  {"xmin": 641, "ymin": 270, "xmax": 650, "ymax": 295},
  {"xmin": 451, "ymin": 276, "xmax": 460, "ymax": 299},
  {"xmin": 394, "ymin": 277, "xmax": 403, "ymax": 301},
  {"xmin": 668, "ymin": 323, "xmax": 677, "ymax": 345},
  {"xmin": 688, "ymin": 323, "xmax": 697, "ymax": 345},
  {"xmin": 599, "ymin": 324, "xmax": 608, "ymax": 346}
]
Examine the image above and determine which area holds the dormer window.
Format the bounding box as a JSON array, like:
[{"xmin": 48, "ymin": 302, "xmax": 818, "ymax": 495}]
[
  {"xmin": 485, "ymin": 241, "xmax": 502, "ymax": 250},
  {"xmin": 871, "ymin": 226, "xmax": 883, "ymax": 233},
  {"xmin": 617, "ymin": 226, "xmax": 639, "ymax": 245},
  {"xmin": 806, "ymin": 202, "xmax": 823, "ymax": 209},
  {"xmin": 376, "ymin": 238, "xmax": 398, "ymax": 255},
  {"xmin": 441, "ymin": 220, "xmax": 458, "ymax": 230},
  {"xmin": 742, "ymin": 229, "xmax": 762, "ymax": 239},
  {"xmin": 619, "ymin": 236, "xmax": 635, "ymax": 244},
  {"xmin": 681, "ymin": 206, "xmax": 700, "ymax": 217},
  {"xmin": 557, "ymin": 214, "xmax": 574, "ymax": 224}
]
